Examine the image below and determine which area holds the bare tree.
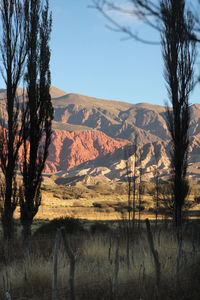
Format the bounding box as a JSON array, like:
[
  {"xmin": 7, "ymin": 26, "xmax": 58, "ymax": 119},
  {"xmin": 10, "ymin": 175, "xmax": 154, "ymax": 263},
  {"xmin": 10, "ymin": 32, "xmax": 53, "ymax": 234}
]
[
  {"xmin": 124, "ymin": 134, "xmax": 138, "ymax": 230},
  {"xmin": 137, "ymin": 147, "xmax": 144, "ymax": 229},
  {"xmin": 93, "ymin": 0, "xmax": 196, "ymax": 232},
  {"xmin": 91, "ymin": 1, "xmax": 200, "ymax": 44},
  {"xmin": 0, "ymin": 0, "xmax": 28, "ymax": 239},
  {"xmin": 125, "ymin": 146, "xmax": 132, "ymax": 226},
  {"xmin": 20, "ymin": 0, "xmax": 53, "ymax": 240},
  {"xmin": 161, "ymin": 0, "xmax": 196, "ymax": 234},
  {"xmin": 132, "ymin": 134, "xmax": 138, "ymax": 229},
  {"xmin": 90, "ymin": 0, "xmax": 161, "ymax": 44},
  {"xmin": 153, "ymin": 149, "xmax": 160, "ymax": 229}
]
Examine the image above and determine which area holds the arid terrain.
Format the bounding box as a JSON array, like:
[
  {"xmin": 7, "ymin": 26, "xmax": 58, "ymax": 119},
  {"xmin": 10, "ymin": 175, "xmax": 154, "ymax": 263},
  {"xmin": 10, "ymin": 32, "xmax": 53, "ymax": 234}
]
[
  {"xmin": 2, "ymin": 86, "xmax": 200, "ymax": 185},
  {"xmin": 0, "ymin": 87, "xmax": 200, "ymax": 300},
  {"xmin": 1, "ymin": 86, "xmax": 200, "ymax": 220},
  {"xmin": 46, "ymin": 88, "xmax": 200, "ymax": 186}
]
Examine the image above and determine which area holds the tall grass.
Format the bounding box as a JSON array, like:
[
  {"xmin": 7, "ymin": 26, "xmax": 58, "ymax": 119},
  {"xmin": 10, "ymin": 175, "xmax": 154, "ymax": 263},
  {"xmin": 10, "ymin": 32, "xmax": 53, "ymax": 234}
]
[{"xmin": 0, "ymin": 221, "xmax": 199, "ymax": 299}]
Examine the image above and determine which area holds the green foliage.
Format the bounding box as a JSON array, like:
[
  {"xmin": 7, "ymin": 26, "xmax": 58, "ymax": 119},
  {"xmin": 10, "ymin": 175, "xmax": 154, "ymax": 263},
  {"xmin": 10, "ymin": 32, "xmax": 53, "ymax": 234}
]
[{"xmin": 34, "ymin": 217, "xmax": 84, "ymax": 235}]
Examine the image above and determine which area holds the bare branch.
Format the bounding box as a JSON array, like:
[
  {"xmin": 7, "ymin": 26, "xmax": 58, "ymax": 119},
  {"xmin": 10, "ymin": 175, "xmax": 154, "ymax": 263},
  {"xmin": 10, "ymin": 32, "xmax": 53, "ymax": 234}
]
[{"xmin": 90, "ymin": 0, "xmax": 160, "ymax": 45}]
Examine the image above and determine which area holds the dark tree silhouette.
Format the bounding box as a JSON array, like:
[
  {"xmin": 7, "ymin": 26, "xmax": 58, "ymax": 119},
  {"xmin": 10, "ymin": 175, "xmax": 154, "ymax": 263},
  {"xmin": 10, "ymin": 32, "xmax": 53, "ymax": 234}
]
[
  {"xmin": 125, "ymin": 134, "xmax": 138, "ymax": 230},
  {"xmin": 20, "ymin": 0, "xmax": 53, "ymax": 240},
  {"xmin": 161, "ymin": 0, "xmax": 196, "ymax": 232},
  {"xmin": 153, "ymin": 149, "xmax": 160, "ymax": 229},
  {"xmin": 91, "ymin": 1, "xmax": 200, "ymax": 44},
  {"xmin": 93, "ymin": 0, "xmax": 196, "ymax": 232},
  {"xmin": 0, "ymin": 0, "xmax": 28, "ymax": 240}
]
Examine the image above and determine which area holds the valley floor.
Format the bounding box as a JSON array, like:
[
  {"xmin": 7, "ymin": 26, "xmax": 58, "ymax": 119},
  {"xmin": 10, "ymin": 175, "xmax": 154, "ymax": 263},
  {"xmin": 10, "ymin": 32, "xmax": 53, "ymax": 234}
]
[{"xmin": 12, "ymin": 182, "xmax": 200, "ymax": 222}]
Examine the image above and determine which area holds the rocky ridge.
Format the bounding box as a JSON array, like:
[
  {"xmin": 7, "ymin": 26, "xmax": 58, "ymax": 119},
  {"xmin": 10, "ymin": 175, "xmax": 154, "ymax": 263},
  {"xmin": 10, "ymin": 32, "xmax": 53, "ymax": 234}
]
[
  {"xmin": 45, "ymin": 129, "xmax": 129, "ymax": 173},
  {"xmin": 1, "ymin": 87, "xmax": 200, "ymax": 184},
  {"xmin": 52, "ymin": 136, "xmax": 200, "ymax": 185}
]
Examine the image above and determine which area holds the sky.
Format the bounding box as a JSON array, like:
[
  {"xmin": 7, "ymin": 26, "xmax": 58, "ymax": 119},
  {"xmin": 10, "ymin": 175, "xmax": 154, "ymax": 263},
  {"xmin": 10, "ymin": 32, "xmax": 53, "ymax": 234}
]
[
  {"xmin": 1, "ymin": 0, "xmax": 200, "ymax": 106},
  {"xmin": 49, "ymin": 0, "xmax": 169, "ymax": 105}
]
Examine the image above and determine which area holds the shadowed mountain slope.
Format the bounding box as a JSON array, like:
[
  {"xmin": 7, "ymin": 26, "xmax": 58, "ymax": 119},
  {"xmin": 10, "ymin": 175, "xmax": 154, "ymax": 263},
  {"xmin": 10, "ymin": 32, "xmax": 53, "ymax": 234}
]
[
  {"xmin": 1, "ymin": 87, "xmax": 200, "ymax": 182},
  {"xmin": 52, "ymin": 93, "xmax": 170, "ymax": 143},
  {"xmin": 54, "ymin": 136, "xmax": 200, "ymax": 185}
]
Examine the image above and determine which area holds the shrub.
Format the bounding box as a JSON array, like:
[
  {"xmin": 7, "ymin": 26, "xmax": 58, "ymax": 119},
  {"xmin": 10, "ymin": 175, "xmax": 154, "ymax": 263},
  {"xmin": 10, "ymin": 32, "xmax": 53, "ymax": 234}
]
[
  {"xmin": 90, "ymin": 222, "xmax": 110, "ymax": 234},
  {"xmin": 194, "ymin": 196, "xmax": 200, "ymax": 204},
  {"xmin": 34, "ymin": 217, "xmax": 84, "ymax": 235},
  {"xmin": 93, "ymin": 202, "xmax": 102, "ymax": 208},
  {"xmin": 136, "ymin": 205, "xmax": 145, "ymax": 211}
]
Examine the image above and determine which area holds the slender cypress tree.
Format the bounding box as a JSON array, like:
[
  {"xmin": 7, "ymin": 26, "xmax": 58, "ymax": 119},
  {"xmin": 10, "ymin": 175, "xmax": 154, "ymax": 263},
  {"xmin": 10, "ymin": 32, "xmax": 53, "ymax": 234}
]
[
  {"xmin": 20, "ymin": 0, "xmax": 53, "ymax": 239},
  {"xmin": 161, "ymin": 0, "xmax": 196, "ymax": 233},
  {"xmin": 0, "ymin": 0, "xmax": 27, "ymax": 239}
]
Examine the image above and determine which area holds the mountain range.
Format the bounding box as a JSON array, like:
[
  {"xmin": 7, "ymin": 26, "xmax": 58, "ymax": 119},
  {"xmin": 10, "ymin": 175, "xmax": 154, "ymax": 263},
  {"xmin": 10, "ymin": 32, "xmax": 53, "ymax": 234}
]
[{"xmin": 1, "ymin": 87, "xmax": 200, "ymax": 184}]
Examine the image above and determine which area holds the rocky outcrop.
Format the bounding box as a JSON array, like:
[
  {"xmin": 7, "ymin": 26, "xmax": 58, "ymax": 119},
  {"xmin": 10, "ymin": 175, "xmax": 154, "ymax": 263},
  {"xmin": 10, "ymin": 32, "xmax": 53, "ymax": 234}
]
[
  {"xmin": 1, "ymin": 87, "xmax": 200, "ymax": 182},
  {"xmin": 57, "ymin": 138, "xmax": 200, "ymax": 185},
  {"xmin": 45, "ymin": 130, "xmax": 129, "ymax": 172},
  {"xmin": 52, "ymin": 93, "xmax": 169, "ymax": 143},
  {"xmin": 52, "ymin": 93, "xmax": 200, "ymax": 144}
]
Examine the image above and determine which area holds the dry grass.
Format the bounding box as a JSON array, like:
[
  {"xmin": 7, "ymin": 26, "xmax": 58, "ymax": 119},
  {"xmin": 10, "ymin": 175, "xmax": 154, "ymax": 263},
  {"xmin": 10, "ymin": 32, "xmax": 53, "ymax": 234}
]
[
  {"xmin": 2, "ymin": 182, "xmax": 199, "ymax": 298},
  {"xmin": 0, "ymin": 222, "xmax": 199, "ymax": 299},
  {"xmin": 12, "ymin": 182, "xmax": 200, "ymax": 221}
]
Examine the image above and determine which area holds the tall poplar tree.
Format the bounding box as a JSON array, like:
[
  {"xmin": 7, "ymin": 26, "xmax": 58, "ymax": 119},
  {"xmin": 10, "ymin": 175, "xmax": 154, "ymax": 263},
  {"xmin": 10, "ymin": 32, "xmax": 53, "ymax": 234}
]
[
  {"xmin": 0, "ymin": 0, "xmax": 27, "ymax": 239},
  {"xmin": 20, "ymin": 0, "xmax": 53, "ymax": 239},
  {"xmin": 93, "ymin": 0, "xmax": 197, "ymax": 232},
  {"xmin": 161, "ymin": 0, "xmax": 196, "ymax": 232}
]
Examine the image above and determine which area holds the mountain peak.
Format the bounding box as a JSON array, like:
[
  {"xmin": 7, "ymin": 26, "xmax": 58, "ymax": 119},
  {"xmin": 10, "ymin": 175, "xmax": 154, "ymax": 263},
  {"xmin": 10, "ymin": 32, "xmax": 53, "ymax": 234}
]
[{"xmin": 50, "ymin": 86, "xmax": 67, "ymax": 98}]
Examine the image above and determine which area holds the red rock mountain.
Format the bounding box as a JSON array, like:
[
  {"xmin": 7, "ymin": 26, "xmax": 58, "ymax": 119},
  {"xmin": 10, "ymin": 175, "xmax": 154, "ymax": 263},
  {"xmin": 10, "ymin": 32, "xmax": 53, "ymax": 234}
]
[
  {"xmin": 1, "ymin": 87, "xmax": 200, "ymax": 181},
  {"xmin": 45, "ymin": 130, "xmax": 129, "ymax": 173}
]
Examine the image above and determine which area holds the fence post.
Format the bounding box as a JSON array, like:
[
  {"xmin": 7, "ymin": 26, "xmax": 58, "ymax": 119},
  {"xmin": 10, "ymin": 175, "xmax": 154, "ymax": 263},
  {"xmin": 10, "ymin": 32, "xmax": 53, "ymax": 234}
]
[
  {"xmin": 61, "ymin": 227, "xmax": 76, "ymax": 300},
  {"xmin": 52, "ymin": 228, "xmax": 61, "ymax": 300},
  {"xmin": 145, "ymin": 219, "xmax": 160, "ymax": 300},
  {"xmin": 5, "ymin": 292, "xmax": 11, "ymax": 300},
  {"xmin": 108, "ymin": 235, "xmax": 112, "ymax": 264},
  {"xmin": 112, "ymin": 234, "xmax": 119, "ymax": 300},
  {"xmin": 175, "ymin": 235, "xmax": 182, "ymax": 298},
  {"xmin": 126, "ymin": 226, "xmax": 130, "ymax": 270}
]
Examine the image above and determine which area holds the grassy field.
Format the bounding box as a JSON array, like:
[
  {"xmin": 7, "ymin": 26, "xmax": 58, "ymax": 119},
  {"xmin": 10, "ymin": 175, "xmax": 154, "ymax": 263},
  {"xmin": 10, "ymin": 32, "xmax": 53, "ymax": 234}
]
[
  {"xmin": 0, "ymin": 182, "xmax": 199, "ymax": 299},
  {"xmin": 0, "ymin": 220, "xmax": 199, "ymax": 300},
  {"xmin": 12, "ymin": 181, "xmax": 200, "ymax": 223}
]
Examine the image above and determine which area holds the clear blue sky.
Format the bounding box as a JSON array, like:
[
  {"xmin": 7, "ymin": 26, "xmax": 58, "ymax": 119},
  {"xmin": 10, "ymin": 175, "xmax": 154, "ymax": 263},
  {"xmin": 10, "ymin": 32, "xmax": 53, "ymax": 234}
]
[
  {"xmin": 1, "ymin": 0, "xmax": 200, "ymax": 106},
  {"xmin": 48, "ymin": 0, "xmax": 200, "ymax": 105},
  {"xmin": 50, "ymin": 0, "xmax": 169, "ymax": 105}
]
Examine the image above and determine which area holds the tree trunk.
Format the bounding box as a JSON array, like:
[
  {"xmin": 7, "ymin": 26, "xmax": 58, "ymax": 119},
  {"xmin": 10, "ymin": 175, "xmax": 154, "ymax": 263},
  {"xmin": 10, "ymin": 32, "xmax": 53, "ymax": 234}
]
[
  {"xmin": 22, "ymin": 220, "xmax": 32, "ymax": 241},
  {"xmin": 2, "ymin": 211, "xmax": 14, "ymax": 240},
  {"xmin": 145, "ymin": 219, "xmax": 160, "ymax": 300},
  {"xmin": 176, "ymin": 206, "xmax": 182, "ymax": 242}
]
